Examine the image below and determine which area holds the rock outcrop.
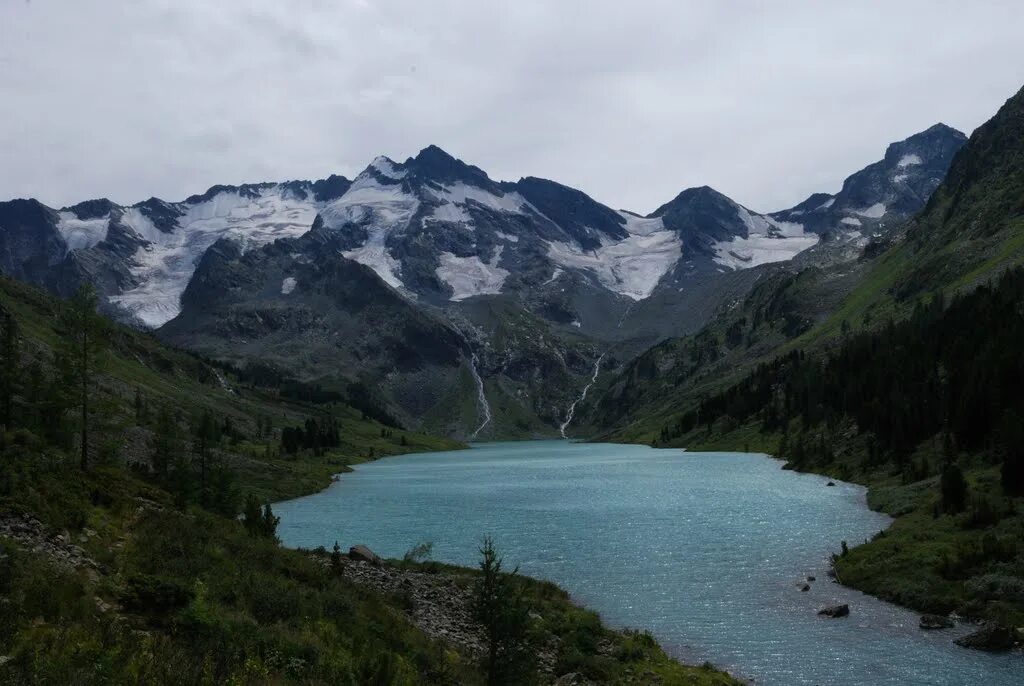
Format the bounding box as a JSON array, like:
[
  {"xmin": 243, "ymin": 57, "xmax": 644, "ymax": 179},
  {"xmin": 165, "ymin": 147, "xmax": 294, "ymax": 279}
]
[
  {"xmin": 919, "ymin": 614, "xmax": 954, "ymax": 630},
  {"xmin": 954, "ymin": 624, "xmax": 1016, "ymax": 652},
  {"xmin": 348, "ymin": 544, "xmax": 381, "ymax": 565},
  {"xmin": 818, "ymin": 604, "xmax": 850, "ymax": 618}
]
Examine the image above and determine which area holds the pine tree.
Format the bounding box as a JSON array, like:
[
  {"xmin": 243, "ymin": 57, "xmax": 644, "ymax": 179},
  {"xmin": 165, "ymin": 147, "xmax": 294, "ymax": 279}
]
[
  {"xmin": 242, "ymin": 495, "xmax": 279, "ymax": 539},
  {"xmin": 331, "ymin": 541, "xmax": 343, "ymax": 574},
  {"xmin": 152, "ymin": 406, "xmax": 181, "ymax": 479},
  {"xmin": 242, "ymin": 494, "xmax": 263, "ymax": 536},
  {"xmin": 57, "ymin": 284, "xmax": 108, "ymax": 471},
  {"xmin": 997, "ymin": 411, "xmax": 1024, "ymax": 496},
  {"xmin": 192, "ymin": 411, "xmax": 219, "ymax": 505},
  {"xmin": 134, "ymin": 387, "xmax": 148, "ymax": 425},
  {"xmin": 0, "ymin": 307, "xmax": 20, "ymax": 430},
  {"xmin": 261, "ymin": 503, "xmax": 280, "ymax": 541},
  {"xmin": 940, "ymin": 464, "xmax": 968, "ymax": 514},
  {"xmin": 472, "ymin": 537, "xmax": 532, "ymax": 684}
]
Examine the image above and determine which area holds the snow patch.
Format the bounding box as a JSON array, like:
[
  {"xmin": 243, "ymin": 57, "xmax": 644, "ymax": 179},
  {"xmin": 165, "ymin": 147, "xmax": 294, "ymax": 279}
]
[
  {"xmin": 840, "ymin": 217, "xmax": 862, "ymax": 226},
  {"xmin": 430, "ymin": 182, "xmax": 528, "ymax": 215},
  {"xmin": 618, "ymin": 211, "xmax": 665, "ymax": 237},
  {"xmin": 370, "ymin": 156, "xmax": 406, "ymax": 179},
  {"xmin": 892, "ymin": 173, "xmax": 909, "ymax": 183},
  {"xmin": 57, "ymin": 211, "xmax": 109, "ymax": 251},
  {"xmin": 712, "ymin": 232, "xmax": 819, "ymax": 270},
  {"xmin": 281, "ymin": 277, "xmax": 297, "ymax": 294},
  {"xmin": 547, "ymin": 228, "xmax": 681, "ymax": 301},
  {"xmin": 427, "ymin": 202, "xmax": 472, "ymax": 224},
  {"xmin": 816, "ymin": 197, "xmax": 836, "ymax": 210},
  {"xmin": 543, "ymin": 267, "xmax": 564, "ymax": 285},
  {"xmin": 494, "ymin": 231, "xmax": 519, "ymax": 243},
  {"xmin": 712, "ymin": 201, "xmax": 816, "ymax": 269},
  {"xmin": 852, "ymin": 203, "xmax": 887, "ymax": 219},
  {"xmin": 436, "ymin": 246, "xmax": 509, "ymax": 301},
  {"xmin": 765, "ymin": 217, "xmax": 806, "ymax": 237},
  {"xmin": 324, "ymin": 173, "xmax": 420, "ymax": 290},
  {"xmin": 897, "ymin": 153, "xmax": 922, "ymax": 168}
]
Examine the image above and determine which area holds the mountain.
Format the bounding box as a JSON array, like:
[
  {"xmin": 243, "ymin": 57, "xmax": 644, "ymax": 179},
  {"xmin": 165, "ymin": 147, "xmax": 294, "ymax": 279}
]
[
  {"xmin": 773, "ymin": 123, "xmax": 968, "ymax": 237},
  {"xmin": 0, "ymin": 124, "xmax": 965, "ymax": 437}
]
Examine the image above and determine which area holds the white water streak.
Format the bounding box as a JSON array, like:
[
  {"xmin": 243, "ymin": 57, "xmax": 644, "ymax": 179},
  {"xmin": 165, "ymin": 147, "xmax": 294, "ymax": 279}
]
[
  {"xmin": 469, "ymin": 353, "xmax": 492, "ymax": 439},
  {"xmin": 560, "ymin": 353, "xmax": 605, "ymax": 438}
]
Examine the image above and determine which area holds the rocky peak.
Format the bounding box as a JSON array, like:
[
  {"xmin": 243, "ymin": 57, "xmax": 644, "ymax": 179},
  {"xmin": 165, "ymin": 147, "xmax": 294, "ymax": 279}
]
[
  {"xmin": 514, "ymin": 176, "xmax": 628, "ymax": 250},
  {"xmin": 404, "ymin": 145, "xmax": 500, "ymax": 193},
  {"xmin": 64, "ymin": 198, "xmax": 117, "ymax": 220}
]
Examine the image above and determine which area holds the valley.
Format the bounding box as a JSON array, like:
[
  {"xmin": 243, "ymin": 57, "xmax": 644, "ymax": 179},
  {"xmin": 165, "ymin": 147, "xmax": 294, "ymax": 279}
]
[{"xmin": 1, "ymin": 5, "xmax": 1023, "ymax": 681}]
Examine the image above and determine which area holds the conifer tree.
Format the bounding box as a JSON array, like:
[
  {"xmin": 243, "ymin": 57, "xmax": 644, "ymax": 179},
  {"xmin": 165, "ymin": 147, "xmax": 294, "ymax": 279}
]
[
  {"xmin": 472, "ymin": 537, "xmax": 532, "ymax": 684},
  {"xmin": 57, "ymin": 284, "xmax": 108, "ymax": 471},
  {"xmin": 152, "ymin": 406, "xmax": 181, "ymax": 479},
  {"xmin": 0, "ymin": 307, "xmax": 20, "ymax": 429},
  {"xmin": 940, "ymin": 463, "xmax": 968, "ymax": 514}
]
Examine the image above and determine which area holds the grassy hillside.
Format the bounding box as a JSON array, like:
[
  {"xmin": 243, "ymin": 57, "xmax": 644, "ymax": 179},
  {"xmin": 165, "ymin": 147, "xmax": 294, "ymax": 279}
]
[{"xmin": 0, "ymin": 275, "xmax": 739, "ymax": 684}]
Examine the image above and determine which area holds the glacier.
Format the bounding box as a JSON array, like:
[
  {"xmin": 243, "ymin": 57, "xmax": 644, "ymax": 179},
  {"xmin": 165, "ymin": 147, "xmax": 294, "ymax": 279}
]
[
  {"xmin": 436, "ymin": 247, "xmax": 509, "ymax": 301},
  {"xmin": 546, "ymin": 212, "xmax": 682, "ymax": 300},
  {"xmin": 110, "ymin": 187, "xmax": 320, "ymax": 327}
]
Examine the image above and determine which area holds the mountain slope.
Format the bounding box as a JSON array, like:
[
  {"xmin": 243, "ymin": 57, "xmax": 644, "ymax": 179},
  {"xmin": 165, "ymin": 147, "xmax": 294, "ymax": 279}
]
[{"xmin": 584, "ymin": 83, "xmax": 1024, "ymax": 639}]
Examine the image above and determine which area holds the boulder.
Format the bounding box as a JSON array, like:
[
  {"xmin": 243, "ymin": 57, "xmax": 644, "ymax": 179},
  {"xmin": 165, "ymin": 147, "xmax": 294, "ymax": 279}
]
[
  {"xmin": 807, "ymin": 575, "xmax": 816, "ymax": 582},
  {"xmin": 919, "ymin": 614, "xmax": 954, "ymax": 630},
  {"xmin": 818, "ymin": 604, "xmax": 849, "ymax": 618},
  {"xmin": 955, "ymin": 624, "xmax": 1015, "ymax": 652},
  {"xmin": 349, "ymin": 545, "xmax": 381, "ymax": 565},
  {"xmin": 800, "ymin": 584, "xmax": 811, "ymax": 592},
  {"xmin": 826, "ymin": 481, "xmax": 836, "ymax": 487}
]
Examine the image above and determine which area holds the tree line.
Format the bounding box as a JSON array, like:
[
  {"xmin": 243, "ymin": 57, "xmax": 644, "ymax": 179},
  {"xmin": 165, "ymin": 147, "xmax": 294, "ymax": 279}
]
[{"xmin": 659, "ymin": 267, "xmax": 1024, "ymax": 497}]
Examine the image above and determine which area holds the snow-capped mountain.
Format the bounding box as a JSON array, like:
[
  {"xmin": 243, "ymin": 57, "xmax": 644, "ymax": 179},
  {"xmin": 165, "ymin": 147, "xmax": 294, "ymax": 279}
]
[
  {"xmin": 0, "ymin": 176, "xmax": 352, "ymax": 326},
  {"xmin": 0, "ymin": 124, "xmax": 966, "ymax": 437}
]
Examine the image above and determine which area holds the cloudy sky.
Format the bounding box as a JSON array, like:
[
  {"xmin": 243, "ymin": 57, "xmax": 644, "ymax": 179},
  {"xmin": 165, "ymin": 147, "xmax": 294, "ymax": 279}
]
[{"xmin": 2, "ymin": 1, "xmax": 1022, "ymax": 214}]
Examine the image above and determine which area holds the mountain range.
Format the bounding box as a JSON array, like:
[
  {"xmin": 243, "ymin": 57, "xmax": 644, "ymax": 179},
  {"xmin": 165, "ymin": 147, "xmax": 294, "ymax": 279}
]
[{"xmin": 0, "ymin": 123, "xmax": 967, "ymax": 437}]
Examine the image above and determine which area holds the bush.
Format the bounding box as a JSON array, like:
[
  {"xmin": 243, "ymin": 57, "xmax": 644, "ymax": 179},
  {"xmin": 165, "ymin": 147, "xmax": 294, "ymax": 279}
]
[
  {"xmin": 121, "ymin": 574, "xmax": 194, "ymax": 616},
  {"xmin": 940, "ymin": 464, "xmax": 968, "ymax": 513}
]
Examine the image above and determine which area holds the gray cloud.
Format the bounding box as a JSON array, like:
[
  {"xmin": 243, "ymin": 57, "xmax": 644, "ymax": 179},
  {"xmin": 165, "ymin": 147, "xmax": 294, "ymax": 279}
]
[{"xmin": 1, "ymin": 0, "xmax": 1022, "ymax": 213}]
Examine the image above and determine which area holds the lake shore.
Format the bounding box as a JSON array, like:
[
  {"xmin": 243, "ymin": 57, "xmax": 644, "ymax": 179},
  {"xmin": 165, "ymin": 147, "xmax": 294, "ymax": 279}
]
[
  {"xmin": 275, "ymin": 441, "xmax": 1022, "ymax": 685},
  {"xmin": 268, "ymin": 442, "xmax": 742, "ymax": 684},
  {"xmin": 662, "ymin": 426, "xmax": 1024, "ymax": 653}
]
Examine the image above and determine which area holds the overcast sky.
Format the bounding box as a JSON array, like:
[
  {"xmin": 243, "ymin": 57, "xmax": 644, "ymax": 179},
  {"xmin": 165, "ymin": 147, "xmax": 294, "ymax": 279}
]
[{"xmin": 2, "ymin": 1, "xmax": 1022, "ymax": 214}]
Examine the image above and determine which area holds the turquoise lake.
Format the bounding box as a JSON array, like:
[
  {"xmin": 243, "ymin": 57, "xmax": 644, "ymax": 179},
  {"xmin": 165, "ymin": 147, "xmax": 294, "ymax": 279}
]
[{"xmin": 275, "ymin": 441, "xmax": 1023, "ymax": 685}]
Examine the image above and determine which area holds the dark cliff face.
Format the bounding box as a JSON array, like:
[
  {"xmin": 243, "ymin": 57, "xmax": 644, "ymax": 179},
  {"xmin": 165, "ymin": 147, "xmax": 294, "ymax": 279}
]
[
  {"xmin": 514, "ymin": 176, "xmax": 628, "ymax": 250},
  {"xmin": 0, "ymin": 199, "xmax": 68, "ymax": 286}
]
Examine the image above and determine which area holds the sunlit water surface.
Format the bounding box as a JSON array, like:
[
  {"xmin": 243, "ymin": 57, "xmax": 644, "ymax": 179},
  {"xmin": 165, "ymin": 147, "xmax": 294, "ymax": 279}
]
[{"xmin": 276, "ymin": 441, "xmax": 1022, "ymax": 685}]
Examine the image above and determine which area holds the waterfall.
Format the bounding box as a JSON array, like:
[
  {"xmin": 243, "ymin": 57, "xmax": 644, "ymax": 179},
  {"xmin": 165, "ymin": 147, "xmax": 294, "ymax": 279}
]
[
  {"xmin": 559, "ymin": 353, "xmax": 605, "ymax": 438},
  {"xmin": 468, "ymin": 353, "xmax": 492, "ymax": 440}
]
